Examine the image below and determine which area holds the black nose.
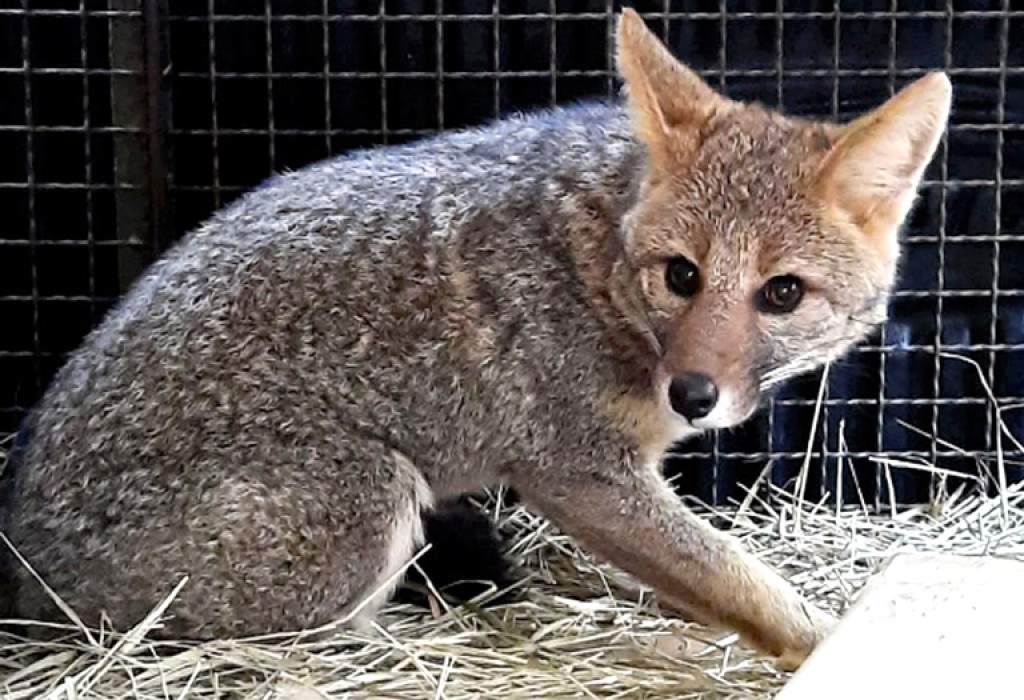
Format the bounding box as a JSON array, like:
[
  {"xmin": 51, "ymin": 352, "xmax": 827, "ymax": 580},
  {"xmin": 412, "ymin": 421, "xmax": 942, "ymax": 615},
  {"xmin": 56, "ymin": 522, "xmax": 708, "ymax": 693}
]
[{"xmin": 669, "ymin": 373, "xmax": 719, "ymax": 420}]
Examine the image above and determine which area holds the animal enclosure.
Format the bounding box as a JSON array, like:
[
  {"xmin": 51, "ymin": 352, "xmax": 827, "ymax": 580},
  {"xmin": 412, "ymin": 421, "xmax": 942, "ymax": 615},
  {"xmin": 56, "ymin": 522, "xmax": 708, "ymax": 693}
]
[{"xmin": 1, "ymin": 0, "xmax": 1022, "ymax": 507}]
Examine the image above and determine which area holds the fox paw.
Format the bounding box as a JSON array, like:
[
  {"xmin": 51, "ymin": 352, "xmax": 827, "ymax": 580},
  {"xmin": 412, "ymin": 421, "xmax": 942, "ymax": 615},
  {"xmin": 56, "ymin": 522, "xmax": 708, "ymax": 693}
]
[{"xmin": 774, "ymin": 604, "xmax": 837, "ymax": 671}]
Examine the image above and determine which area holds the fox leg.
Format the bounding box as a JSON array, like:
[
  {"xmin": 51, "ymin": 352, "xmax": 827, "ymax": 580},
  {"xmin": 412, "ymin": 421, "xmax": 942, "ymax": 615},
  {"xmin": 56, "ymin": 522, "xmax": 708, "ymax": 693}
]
[{"xmin": 513, "ymin": 460, "xmax": 834, "ymax": 667}]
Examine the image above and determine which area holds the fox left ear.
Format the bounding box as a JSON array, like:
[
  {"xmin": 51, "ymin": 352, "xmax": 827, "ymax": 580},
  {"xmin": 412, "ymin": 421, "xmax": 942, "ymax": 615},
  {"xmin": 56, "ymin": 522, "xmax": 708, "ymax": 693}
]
[{"xmin": 818, "ymin": 73, "xmax": 952, "ymax": 254}]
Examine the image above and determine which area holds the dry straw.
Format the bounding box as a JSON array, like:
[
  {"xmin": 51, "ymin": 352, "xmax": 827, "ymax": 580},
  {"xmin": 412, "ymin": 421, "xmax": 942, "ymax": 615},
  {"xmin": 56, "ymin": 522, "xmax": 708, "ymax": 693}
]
[{"xmin": 2, "ymin": 364, "xmax": 1023, "ymax": 699}]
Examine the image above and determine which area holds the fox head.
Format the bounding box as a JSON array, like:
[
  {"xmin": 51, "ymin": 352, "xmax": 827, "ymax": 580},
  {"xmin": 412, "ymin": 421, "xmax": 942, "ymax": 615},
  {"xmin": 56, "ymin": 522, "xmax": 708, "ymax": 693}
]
[{"xmin": 610, "ymin": 9, "xmax": 951, "ymax": 433}]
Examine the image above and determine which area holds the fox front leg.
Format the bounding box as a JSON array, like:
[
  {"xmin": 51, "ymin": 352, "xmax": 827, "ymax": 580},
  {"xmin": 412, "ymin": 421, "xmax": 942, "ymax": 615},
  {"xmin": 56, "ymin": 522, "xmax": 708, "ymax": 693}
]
[{"xmin": 514, "ymin": 457, "xmax": 835, "ymax": 667}]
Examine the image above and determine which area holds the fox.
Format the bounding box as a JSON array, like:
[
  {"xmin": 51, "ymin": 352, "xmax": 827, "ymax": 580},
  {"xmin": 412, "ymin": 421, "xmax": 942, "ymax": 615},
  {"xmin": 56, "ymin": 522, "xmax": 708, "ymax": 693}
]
[{"xmin": 0, "ymin": 9, "xmax": 950, "ymax": 668}]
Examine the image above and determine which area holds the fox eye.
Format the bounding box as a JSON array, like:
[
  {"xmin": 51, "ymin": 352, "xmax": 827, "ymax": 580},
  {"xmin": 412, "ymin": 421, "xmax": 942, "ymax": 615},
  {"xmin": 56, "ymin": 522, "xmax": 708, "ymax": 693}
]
[
  {"xmin": 758, "ymin": 275, "xmax": 805, "ymax": 314},
  {"xmin": 665, "ymin": 257, "xmax": 700, "ymax": 297}
]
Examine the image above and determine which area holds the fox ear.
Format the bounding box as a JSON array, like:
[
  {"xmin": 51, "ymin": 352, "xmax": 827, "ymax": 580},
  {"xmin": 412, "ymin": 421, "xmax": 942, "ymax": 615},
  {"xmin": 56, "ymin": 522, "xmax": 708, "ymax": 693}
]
[
  {"xmin": 819, "ymin": 72, "xmax": 952, "ymax": 249},
  {"xmin": 615, "ymin": 8, "xmax": 731, "ymax": 169}
]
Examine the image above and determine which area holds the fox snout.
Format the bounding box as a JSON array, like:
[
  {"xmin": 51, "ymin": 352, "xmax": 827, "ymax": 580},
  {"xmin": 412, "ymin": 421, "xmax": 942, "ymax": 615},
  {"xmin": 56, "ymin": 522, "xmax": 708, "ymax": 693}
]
[
  {"xmin": 667, "ymin": 372, "xmax": 719, "ymax": 421},
  {"xmin": 658, "ymin": 292, "xmax": 763, "ymax": 430},
  {"xmin": 664, "ymin": 368, "xmax": 758, "ymax": 431}
]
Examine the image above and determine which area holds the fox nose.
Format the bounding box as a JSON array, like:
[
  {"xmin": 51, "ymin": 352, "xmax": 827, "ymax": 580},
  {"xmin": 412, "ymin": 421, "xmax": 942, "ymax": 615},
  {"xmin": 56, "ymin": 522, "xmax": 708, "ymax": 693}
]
[{"xmin": 668, "ymin": 373, "xmax": 719, "ymax": 421}]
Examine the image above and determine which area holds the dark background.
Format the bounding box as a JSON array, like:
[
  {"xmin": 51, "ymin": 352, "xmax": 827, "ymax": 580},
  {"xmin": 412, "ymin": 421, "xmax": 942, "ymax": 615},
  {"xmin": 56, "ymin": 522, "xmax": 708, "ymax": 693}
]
[{"xmin": 1, "ymin": 0, "xmax": 1022, "ymax": 507}]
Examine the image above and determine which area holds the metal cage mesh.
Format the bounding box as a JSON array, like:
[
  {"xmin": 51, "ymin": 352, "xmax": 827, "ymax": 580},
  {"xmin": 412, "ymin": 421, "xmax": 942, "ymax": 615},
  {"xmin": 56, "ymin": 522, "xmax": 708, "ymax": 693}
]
[{"xmin": 1, "ymin": 0, "xmax": 1022, "ymax": 507}]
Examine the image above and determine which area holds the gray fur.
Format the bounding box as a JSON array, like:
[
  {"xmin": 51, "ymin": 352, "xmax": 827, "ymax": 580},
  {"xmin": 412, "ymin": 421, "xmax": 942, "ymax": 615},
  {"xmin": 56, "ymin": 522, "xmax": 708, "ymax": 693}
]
[{"xmin": 8, "ymin": 104, "xmax": 653, "ymax": 636}]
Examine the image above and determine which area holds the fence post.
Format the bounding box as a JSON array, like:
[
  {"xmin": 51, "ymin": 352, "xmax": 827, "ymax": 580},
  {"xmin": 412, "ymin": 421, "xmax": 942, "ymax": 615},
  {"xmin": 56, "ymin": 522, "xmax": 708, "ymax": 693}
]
[{"xmin": 108, "ymin": 0, "xmax": 171, "ymax": 293}]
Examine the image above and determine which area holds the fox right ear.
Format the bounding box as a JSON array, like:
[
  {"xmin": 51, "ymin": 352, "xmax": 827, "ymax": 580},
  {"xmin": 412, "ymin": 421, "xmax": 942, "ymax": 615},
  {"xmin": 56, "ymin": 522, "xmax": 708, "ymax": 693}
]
[{"xmin": 615, "ymin": 9, "xmax": 732, "ymax": 170}]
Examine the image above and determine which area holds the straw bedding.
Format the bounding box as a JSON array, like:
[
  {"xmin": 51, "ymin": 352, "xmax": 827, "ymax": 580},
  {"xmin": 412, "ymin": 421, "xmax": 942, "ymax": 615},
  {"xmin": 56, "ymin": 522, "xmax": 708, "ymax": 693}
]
[{"xmin": 2, "ymin": 439, "xmax": 1023, "ymax": 699}]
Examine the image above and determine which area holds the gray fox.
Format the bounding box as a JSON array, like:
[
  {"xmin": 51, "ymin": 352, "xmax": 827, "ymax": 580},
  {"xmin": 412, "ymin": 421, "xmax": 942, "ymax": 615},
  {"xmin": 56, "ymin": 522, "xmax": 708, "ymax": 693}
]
[{"xmin": 1, "ymin": 9, "xmax": 950, "ymax": 667}]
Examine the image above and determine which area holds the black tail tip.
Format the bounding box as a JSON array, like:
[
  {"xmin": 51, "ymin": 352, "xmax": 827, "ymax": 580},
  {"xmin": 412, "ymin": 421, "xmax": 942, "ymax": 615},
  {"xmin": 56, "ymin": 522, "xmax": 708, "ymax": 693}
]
[{"xmin": 395, "ymin": 495, "xmax": 519, "ymax": 609}]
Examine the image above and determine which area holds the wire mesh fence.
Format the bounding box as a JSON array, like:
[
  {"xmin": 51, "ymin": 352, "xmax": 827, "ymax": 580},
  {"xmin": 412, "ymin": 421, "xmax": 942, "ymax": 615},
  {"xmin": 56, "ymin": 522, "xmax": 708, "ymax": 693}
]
[{"xmin": 1, "ymin": 0, "xmax": 1021, "ymax": 507}]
